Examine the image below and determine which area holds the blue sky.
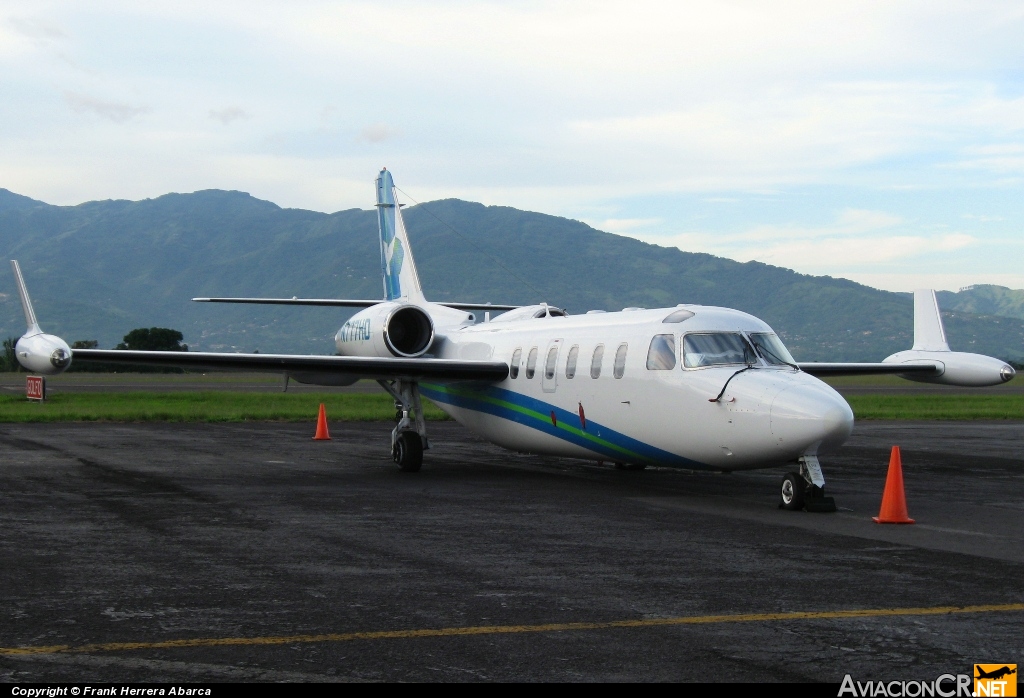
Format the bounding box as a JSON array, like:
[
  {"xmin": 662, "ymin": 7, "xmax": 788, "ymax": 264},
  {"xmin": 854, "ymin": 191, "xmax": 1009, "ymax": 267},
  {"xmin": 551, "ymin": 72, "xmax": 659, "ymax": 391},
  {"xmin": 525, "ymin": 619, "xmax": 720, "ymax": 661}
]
[{"xmin": 2, "ymin": 1, "xmax": 1023, "ymax": 291}]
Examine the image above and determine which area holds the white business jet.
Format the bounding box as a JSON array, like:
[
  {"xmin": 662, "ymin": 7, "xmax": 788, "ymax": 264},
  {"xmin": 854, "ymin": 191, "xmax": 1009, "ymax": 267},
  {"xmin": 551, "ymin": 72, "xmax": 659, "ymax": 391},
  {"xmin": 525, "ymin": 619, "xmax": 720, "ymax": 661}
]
[{"xmin": 9, "ymin": 169, "xmax": 1015, "ymax": 512}]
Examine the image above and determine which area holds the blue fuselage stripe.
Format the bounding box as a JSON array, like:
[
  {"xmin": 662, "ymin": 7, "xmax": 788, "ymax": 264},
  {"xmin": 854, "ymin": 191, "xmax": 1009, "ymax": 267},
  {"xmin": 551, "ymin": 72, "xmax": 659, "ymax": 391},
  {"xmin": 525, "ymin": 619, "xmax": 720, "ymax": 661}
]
[{"xmin": 420, "ymin": 383, "xmax": 704, "ymax": 468}]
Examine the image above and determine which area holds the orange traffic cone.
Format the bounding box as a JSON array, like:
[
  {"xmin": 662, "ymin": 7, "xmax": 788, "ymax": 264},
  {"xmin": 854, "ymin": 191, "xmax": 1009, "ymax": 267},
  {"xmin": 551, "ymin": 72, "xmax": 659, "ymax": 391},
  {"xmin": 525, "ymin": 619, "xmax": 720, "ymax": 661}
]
[
  {"xmin": 313, "ymin": 403, "xmax": 331, "ymax": 441},
  {"xmin": 873, "ymin": 446, "xmax": 914, "ymax": 524}
]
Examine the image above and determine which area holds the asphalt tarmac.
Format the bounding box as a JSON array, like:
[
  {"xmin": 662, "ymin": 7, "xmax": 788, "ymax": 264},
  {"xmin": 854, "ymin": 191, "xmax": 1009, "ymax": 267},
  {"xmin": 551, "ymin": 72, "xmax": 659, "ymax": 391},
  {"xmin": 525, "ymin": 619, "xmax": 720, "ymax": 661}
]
[{"xmin": 1, "ymin": 420, "xmax": 1022, "ymax": 682}]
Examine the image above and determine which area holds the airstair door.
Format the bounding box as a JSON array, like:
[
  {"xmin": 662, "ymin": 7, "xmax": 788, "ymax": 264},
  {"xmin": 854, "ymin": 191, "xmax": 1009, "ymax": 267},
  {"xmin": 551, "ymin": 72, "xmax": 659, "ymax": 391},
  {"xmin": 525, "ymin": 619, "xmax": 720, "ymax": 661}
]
[{"xmin": 541, "ymin": 339, "xmax": 562, "ymax": 393}]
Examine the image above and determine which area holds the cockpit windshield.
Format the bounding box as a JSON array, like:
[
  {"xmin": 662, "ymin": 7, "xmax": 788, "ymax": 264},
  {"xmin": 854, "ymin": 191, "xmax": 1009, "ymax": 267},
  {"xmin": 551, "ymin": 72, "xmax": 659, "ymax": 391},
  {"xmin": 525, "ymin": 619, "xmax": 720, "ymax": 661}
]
[
  {"xmin": 748, "ymin": 332, "xmax": 797, "ymax": 366},
  {"xmin": 682, "ymin": 333, "xmax": 756, "ymax": 368}
]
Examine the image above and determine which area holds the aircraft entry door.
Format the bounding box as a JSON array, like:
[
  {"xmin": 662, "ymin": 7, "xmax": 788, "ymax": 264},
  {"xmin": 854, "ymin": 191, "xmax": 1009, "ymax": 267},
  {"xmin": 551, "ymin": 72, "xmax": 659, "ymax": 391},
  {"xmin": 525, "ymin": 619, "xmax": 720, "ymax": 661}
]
[{"xmin": 541, "ymin": 339, "xmax": 562, "ymax": 393}]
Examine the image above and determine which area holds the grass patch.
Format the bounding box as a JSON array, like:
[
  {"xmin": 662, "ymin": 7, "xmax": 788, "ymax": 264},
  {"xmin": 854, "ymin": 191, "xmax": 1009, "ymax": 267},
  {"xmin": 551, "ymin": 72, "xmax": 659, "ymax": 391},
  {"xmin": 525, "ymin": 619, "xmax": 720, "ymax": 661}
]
[
  {"xmin": 847, "ymin": 394, "xmax": 1024, "ymax": 420},
  {"xmin": 2, "ymin": 389, "xmax": 1021, "ymax": 423},
  {"xmin": 0, "ymin": 392, "xmax": 451, "ymax": 423}
]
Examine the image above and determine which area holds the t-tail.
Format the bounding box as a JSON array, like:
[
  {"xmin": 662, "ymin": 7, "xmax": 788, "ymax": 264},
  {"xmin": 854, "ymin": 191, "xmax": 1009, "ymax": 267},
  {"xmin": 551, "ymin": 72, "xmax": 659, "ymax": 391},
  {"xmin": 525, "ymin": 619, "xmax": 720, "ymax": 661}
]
[
  {"xmin": 377, "ymin": 168, "xmax": 426, "ymax": 305},
  {"xmin": 8, "ymin": 260, "xmax": 72, "ymax": 375},
  {"xmin": 881, "ymin": 288, "xmax": 1015, "ymax": 386}
]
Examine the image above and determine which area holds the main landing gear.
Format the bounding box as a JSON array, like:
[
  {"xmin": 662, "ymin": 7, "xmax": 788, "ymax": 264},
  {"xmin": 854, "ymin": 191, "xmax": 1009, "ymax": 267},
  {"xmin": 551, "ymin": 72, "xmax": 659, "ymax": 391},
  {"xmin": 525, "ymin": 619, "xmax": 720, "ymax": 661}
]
[
  {"xmin": 378, "ymin": 379, "xmax": 429, "ymax": 473},
  {"xmin": 779, "ymin": 455, "xmax": 837, "ymax": 513}
]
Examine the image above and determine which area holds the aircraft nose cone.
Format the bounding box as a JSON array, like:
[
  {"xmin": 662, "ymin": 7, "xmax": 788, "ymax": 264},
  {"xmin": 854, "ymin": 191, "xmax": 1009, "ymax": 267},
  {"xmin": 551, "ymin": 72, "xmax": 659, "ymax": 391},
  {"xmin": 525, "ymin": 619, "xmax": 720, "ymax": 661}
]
[
  {"xmin": 1001, "ymin": 365, "xmax": 1016, "ymax": 383},
  {"xmin": 770, "ymin": 383, "xmax": 854, "ymax": 454}
]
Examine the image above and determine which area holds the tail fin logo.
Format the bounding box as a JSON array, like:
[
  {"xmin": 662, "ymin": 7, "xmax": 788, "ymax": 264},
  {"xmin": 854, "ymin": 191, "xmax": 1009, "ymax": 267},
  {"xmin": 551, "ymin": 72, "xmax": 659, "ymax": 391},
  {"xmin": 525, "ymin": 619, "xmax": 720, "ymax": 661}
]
[{"xmin": 384, "ymin": 236, "xmax": 404, "ymax": 299}]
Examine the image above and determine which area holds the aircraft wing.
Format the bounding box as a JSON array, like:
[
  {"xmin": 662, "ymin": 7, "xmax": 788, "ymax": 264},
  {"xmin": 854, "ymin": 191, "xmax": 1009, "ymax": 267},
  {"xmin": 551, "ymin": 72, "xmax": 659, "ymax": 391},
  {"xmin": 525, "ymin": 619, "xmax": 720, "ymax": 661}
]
[
  {"xmin": 192, "ymin": 297, "xmax": 521, "ymax": 311},
  {"xmin": 72, "ymin": 349, "xmax": 509, "ymax": 381},
  {"xmin": 798, "ymin": 362, "xmax": 943, "ymax": 378}
]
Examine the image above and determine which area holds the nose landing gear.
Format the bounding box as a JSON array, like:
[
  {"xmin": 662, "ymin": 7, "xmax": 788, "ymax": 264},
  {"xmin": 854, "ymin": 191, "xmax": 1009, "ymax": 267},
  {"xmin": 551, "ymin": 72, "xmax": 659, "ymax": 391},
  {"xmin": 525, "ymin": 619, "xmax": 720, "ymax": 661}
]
[{"xmin": 779, "ymin": 455, "xmax": 837, "ymax": 512}]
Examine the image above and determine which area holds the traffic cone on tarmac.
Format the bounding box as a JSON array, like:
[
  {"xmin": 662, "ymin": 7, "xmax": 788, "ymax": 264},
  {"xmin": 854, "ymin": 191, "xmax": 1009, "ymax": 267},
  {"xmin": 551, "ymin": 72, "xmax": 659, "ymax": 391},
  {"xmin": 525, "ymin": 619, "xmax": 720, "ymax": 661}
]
[
  {"xmin": 873, "ymin": 446, "xmax": 914, "ymax": 524},
  {"xmin": 313, "ymin": 403, "xmax": 331, "ymax": 441}
]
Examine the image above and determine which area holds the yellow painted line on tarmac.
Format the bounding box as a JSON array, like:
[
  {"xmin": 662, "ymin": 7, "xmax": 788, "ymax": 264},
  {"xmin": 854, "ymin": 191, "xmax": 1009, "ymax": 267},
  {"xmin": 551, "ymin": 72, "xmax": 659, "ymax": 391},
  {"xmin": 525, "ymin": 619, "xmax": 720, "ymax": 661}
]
[{"xmin": 3, "ymin": 603, "xmax": 1023, "ymax": 656}]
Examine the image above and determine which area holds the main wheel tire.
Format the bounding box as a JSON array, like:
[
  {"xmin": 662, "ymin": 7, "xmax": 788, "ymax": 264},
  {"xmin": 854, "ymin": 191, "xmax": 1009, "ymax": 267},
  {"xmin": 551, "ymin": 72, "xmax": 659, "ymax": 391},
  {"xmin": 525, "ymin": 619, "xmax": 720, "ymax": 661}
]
[
  {"xmin": 393, "ymin": 431, "xmax": 423, "ymax": 473},
  {"xmin": 779, "ymin": 472, "xmax": 806, "ymax": 510}
]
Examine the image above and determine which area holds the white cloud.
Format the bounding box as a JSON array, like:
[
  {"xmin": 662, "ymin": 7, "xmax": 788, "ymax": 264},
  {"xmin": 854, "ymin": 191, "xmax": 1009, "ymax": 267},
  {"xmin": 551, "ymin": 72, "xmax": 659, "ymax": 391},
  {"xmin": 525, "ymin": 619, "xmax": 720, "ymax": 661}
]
[
  {"xmin": 623, "ymin": 210, "xmax": 978, "ymax": 272},
  {"xmin": 63, "ymin": 91, "xmax": 149, "ymax": 123},
  {"xmin": 1, "ymin": 0, "xmax": 1023, "ymax": 286},
  {"xmin": 209, "ymin": 107, "xmax": 248, "ymax": 125},
  {"xmin": 359, "ymin": 123, "xmax": 400, "ymax": 144},
  {"xmin": 841, "ymin": 273, "xmax": 1024, "ymax": 293},
  {"xmin": 589, "ymin": 218, "xmax": 662, "ymax": 233},
  {"xmin": 5, "ymin": 16, "xmax": 66, "ymax": 41}
]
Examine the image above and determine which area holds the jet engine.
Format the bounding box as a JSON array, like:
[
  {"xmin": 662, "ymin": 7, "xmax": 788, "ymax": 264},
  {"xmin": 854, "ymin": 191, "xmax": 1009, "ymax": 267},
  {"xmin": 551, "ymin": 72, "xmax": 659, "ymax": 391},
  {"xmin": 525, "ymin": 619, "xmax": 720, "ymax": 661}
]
[{"xmin": 334, "ymin": 302, "xmax": 435, "ymax": 358}]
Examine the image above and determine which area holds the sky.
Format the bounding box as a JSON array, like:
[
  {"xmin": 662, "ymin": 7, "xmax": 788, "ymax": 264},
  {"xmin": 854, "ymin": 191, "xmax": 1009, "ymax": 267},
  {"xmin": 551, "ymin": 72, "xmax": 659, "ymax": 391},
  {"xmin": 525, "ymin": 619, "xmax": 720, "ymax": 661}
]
[{"xmin": 2, "ymin": 1, "xmax": 1023, "ymax": 292}]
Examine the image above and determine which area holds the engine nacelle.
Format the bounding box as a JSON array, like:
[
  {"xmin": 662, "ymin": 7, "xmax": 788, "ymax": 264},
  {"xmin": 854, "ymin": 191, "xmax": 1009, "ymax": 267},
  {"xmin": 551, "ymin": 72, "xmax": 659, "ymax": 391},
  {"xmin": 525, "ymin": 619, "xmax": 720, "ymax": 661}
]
[
  {"xmin": 334, "ymin": 302, "xmax": 435, "ymax": 358},
  {"xmin": 16, "ymin": 332, "xmax": 73, "ymax": 375},
  {"xmin": 884, "ymin": 350, "xmax": 1015, "ymax": 387}
]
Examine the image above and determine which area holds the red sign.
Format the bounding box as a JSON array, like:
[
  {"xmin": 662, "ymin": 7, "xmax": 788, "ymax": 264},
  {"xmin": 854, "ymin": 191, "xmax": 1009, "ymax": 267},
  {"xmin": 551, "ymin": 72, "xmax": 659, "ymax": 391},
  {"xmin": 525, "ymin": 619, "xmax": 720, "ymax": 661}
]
[{"xmin": 26, "ymin": 375, "xmax": 45, "ymax": 401}]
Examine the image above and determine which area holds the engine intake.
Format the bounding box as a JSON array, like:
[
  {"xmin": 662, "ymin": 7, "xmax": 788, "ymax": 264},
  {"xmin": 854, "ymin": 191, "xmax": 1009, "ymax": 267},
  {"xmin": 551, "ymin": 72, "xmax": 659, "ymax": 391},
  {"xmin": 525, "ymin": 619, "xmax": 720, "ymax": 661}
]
[{"xmin": 384, "ymin": 305, "xmax": 434, "ymax": 357}]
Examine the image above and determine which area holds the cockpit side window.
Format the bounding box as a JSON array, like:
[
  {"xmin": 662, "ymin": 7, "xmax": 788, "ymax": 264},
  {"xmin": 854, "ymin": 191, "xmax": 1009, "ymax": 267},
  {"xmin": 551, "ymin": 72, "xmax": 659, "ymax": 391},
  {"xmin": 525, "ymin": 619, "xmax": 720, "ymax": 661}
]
[
  {"xmin": 646, "ymin": 334, "xmax": 676, "ymax": 370},
  {"xmin": 749, "ymin": 333, "xmax": 797, "ymax": 366},
  {"xmin": 510, "ymin": 347, "xmax": 521, "ymax": 379},
  {"xmin": 682, "ymin": 333, "xmax": 756, "ymax": 368}
]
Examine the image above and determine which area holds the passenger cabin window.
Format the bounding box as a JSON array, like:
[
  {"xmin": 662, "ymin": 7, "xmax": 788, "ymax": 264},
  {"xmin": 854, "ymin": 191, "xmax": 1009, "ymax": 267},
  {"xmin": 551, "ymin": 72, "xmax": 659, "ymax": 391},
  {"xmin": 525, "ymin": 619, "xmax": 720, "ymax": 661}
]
[
  {"xmin": 682, "ymin": 333, "xmax": 755, "ymax": 368},
  {"xmin": 590, "ymin": 344, "xmax": 604, "ymax": 379},
  {"xmin": 614, "ymin": 343, "xmax": 628, "ymax": 379},
  {"xmin": 646, "ymin": 334, "xmax": 676, "ymax": 370},
  {"xmin": 565, "ymin": 345, "xmax": 579, "ymax": 378},
  {"xmin": 526, "ymin": 347, "xmax": 538, "ymax": 379},
  {"xmin": 544, "ymin": 346, "xmax": 558, "ymax": 380},
  {"xmin": 749, "ymin": 333, "xmax": 797, "ymax": 366},
  {"xmin": 510, "ymin": 347, "xmax": 521, "ymax": 379}
]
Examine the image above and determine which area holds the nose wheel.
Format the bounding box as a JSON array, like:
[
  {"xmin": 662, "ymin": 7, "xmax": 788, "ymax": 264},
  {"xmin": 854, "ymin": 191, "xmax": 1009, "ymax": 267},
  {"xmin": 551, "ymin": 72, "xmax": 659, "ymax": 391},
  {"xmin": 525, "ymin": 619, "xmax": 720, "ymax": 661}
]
[
  {"xmin": 779, "ymin": 456, "xmax": 837, "ymax": 512},
  {"xmin": 779, "ymin": 472, "xmax": 805, "ymax": 510}
]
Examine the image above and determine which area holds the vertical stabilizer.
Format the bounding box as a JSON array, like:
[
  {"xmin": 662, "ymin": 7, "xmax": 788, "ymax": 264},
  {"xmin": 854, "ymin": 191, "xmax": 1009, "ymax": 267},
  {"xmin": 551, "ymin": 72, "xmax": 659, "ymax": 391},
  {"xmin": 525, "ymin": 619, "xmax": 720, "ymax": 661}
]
[
  {"xmin": 10, "ymin": 260, "xmax": 41, "ymax": 335},
  {"xmin": 912, "ymin": 289, "xmax": 950, "ymax": 351},
  {"xmin": 376, "ymin": 169, "xmax": 426, "ymax": 304}
]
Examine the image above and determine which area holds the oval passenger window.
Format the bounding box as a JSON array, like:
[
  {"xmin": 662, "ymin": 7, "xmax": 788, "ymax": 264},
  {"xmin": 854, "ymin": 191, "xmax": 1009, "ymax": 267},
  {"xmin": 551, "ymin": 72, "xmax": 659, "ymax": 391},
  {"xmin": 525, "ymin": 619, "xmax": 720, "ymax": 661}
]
[
  {"xmin": 545, "ymin": 347, "xmax": 557, "ymax": 379},
  {"xmin": 526, "ymin": 347, "xmax": 538, "ymax": 379},
  {"xmin": 565, "ymin": 345, "xmax": 579, "ymax": 379},
  {"xmin": 510, "ymin": 347, "xmax": 521, "ymax": 379},
  {"xmin": 590, "ymin": 344, "xmax": 604, "ymax": 379},
  {"xmin": 614, "ymin": 343, "xmax": 628, "ymax": 379}
]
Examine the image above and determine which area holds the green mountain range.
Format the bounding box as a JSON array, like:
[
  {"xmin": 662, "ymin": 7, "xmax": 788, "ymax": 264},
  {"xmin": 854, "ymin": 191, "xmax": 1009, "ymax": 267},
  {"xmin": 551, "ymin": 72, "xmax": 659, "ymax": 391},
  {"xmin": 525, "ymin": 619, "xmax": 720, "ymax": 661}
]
[{"xmin": 1, "ymin": 187, "xmax": 1022, "ymax": 363}]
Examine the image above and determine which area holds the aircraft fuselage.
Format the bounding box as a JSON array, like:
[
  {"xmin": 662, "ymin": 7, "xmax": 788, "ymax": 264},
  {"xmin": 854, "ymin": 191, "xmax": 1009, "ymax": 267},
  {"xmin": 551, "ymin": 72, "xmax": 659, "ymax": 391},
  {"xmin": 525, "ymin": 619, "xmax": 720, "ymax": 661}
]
[{"xmin": 338, "ymin": 303, "xmax": 854, "ymax": 471}]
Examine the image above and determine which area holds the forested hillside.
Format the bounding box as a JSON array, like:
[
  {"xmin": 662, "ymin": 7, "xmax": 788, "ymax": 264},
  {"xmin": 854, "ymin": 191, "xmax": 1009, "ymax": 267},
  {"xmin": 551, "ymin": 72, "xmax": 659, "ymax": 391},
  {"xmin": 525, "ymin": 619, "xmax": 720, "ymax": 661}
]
[{"xmin": 1, "ymin": 188, "xmax": 1022, "ymax": 362}]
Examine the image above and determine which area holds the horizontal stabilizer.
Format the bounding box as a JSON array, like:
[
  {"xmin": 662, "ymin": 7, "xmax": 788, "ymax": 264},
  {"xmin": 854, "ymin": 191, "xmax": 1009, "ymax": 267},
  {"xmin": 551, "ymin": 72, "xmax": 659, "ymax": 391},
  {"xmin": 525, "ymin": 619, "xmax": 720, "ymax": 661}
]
[
  {"xmin": 798, "ymin": 362, "xmax": 942, "ymax": 377},
  {"xmin": 192, "ymin": 297, "xmax": 521, "ymax": 311},
  {"xmin": 72, "ymin": 349, "xmax": 510, "ymax": 381}
]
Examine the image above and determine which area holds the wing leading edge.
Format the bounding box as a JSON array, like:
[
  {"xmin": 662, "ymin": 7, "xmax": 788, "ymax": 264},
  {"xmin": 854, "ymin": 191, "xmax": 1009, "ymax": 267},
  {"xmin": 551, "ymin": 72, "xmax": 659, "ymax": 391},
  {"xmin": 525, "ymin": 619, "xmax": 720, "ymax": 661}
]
[
  {"xmin": 72, "ymin": 349, "xmax": 509, "ymax": 382},
  {"xmin": 798, "ymin": 362, "xmax": 942, "ymax": 378}
]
